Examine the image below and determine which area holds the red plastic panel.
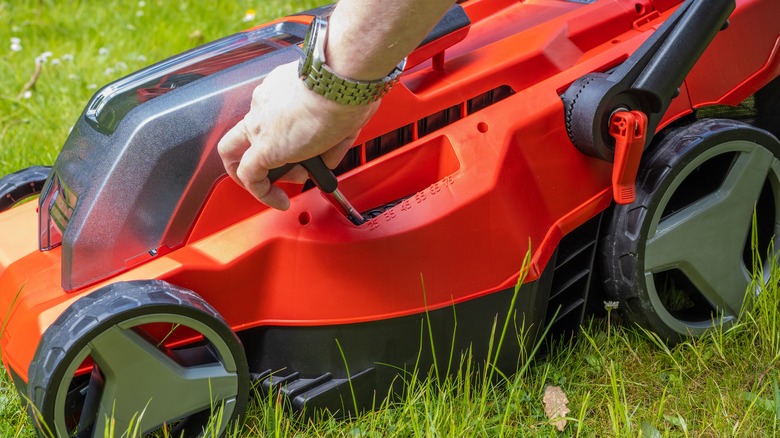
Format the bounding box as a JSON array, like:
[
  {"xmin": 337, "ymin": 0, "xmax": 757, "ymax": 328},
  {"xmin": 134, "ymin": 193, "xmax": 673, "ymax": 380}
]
[{"xmin": 686, "ymin": 0, "xmax": 780, "ymax": 106}]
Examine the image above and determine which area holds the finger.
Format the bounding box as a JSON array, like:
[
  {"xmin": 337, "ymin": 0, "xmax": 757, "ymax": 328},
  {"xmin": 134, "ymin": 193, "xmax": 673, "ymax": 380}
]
[
  {"xmin": 273, "ymin": 164, "xmax": 309, "ymax": 183},
  {"xmin": 218, "ymin": 119, "xmax": 252, "ymax": 186},
  {"xmin": 236, "ymin": 162, "xmax": 291, "ymax": 210},
  {"xmin": 235, "ymin": 136, "xmax": 292, "ymax": 207},
  {"xmin": 254, "ymin": 183, "xmax": 291, "ymax": 211}
]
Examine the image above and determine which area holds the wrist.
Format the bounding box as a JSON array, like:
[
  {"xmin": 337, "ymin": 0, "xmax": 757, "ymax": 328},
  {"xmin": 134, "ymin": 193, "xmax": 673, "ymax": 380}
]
[
  {"xmin": 325, "ymin": 13, "xmax": 401, "ymax": 81},
  {"xmin": 298, "ymin": 14, "xmax": 405, "ymax": 106}
]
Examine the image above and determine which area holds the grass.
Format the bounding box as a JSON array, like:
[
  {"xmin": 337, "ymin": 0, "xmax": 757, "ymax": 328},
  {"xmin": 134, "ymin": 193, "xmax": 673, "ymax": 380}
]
[
  {"xmin": 0, "ymin": 0, "xmax": 327, "ymax": 176},
  {"xmin": 234, "ymin": 271, "xmax": 780, "ymax": 437},
  {"xmin": 2, "ymin": 1, "xmax": 780, "ymax": 437}
]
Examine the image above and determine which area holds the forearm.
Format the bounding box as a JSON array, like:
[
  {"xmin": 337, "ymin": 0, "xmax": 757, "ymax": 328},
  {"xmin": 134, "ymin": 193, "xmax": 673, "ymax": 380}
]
[
  {"xmin": 327, "ymin": 0, "xmax": 457, "ymax": 81},
  {"xmin": 219, "ymin": 0, "xmax": 457, "ymax": 209}
]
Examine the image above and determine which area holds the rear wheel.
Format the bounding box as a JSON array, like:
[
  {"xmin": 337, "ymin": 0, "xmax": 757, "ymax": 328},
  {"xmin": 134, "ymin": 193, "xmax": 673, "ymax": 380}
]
[
  {"xmin": 602, "ymin": 119, "xmax": 780, "ymax": 341},
  {"xmin": 27, "ymin": 280, "xmax": 249, "ymax": 437},
  {"xmin": 0, "ymin": 166, "xmax": 51, "ymax": 211},
  {"xmin": 755, "ymin": 75, "xmax": 780, "ymax": 139}
]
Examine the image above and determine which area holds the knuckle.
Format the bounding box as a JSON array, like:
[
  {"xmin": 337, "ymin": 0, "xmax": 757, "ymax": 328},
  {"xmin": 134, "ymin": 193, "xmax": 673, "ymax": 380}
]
[
  {"xmin": 235, "ymin": 164, "xmax": 252, "ymax": 183},
  {"xmin": 217, "ymin": 137, "xmax": 229, "ymax": 156},
  {"xmin": 240, "ymin": 117, "xmax": 261, "ymax": 138}
]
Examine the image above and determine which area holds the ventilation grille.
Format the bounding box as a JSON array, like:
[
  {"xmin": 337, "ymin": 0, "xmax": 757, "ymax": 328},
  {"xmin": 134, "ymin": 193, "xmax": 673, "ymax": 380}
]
[
  {"xmin": 333, "ymin": 85, "xmax": 515, "ymax": 176},
  {"xmin": 546, "ymin": 213, "xmax": 603, "ymax": 339}
]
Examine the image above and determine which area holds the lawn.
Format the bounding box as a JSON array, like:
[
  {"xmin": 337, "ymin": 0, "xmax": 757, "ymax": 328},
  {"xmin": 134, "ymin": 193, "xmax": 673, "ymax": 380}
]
[{"xmin": 2, "ymin": 1, "xmax": 780, "ymax": 437}]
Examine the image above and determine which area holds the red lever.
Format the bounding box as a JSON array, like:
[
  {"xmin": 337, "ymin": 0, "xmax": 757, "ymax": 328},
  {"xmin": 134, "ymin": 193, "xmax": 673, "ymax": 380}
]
[{"xmin": 610, "ymin": 110, "xmax": 648, "ymax": 204}]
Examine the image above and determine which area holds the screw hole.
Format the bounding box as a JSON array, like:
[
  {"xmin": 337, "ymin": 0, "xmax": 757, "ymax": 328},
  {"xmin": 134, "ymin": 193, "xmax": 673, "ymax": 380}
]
[
  {"xmin": 635, "ymin": 3, "xmax": 645, "ymax": 14},
  {"xmin": 477, "ymin": 122, "xmax": 489, "ymax": 133},
  {"xmin": 298, "ymin": 211, "xmax": 312, "ymax": 226}
]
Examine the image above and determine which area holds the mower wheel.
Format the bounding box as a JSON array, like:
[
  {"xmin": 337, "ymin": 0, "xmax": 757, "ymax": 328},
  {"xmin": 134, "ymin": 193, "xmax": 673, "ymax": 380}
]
[
  {"xmin": 0, "ymin": 166, "xmax": 51, "ymax": 212},
  {"xmin": 755, "ymin": 75, "xmax": 780, "ymax": 139},
  {"xmin": 601, "ymin": 119, "xmax": 780, "ymax": 341},
  {"xmin": 27, "ymin": 280, "xmax": 249, "ymax": 438}
]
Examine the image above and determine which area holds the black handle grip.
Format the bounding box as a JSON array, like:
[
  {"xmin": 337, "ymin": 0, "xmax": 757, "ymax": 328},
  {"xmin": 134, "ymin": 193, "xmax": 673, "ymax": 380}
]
[
  {"xmin": 633, "ymin": 0, "xmax": 734, "ymax": 113},
  {"xmin": 267, "ymin": 163, "xmax": 296, "ymax": 183},
  {"xmin": 417, "ymin": 4, "xmax": 470, "ymax": 47},
  {"xmin": 266, "ymin": 156, "xmax": 338, "ymax": 193}
]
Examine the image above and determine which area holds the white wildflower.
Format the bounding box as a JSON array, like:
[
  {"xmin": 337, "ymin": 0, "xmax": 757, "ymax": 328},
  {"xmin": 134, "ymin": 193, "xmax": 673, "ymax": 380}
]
[
  {"xmin": 604, "ymin": 301, "xmax": 620, "ymax": 311},
  {"xmin": 34, "ymin": 51, "xmax": 53, "ymax": 64},
  {"xmin": 137, "ymin": 55, "xmax": 147, "ymax": 62},
  {"xmin": 62, "ymin": 53, "xmax": 74, "ymax": 61},
  {"xmin": 10, "ymin": 40, "xmax": 22, "ymax": 51},
  {"xmin": 51, "ymin": 58, "xmax": 61, "ymax": 65},
  {"xmin": 10, "ymin": 37, "xmax": 20, "ymax": 44},
  {"xmin": 127, "ymin": 24, "xmax": 136, "ymax": 31},
  {"xmin": 104, "ymin": 67, "xmax": 115, "ymax": 76},
  {"xmin": 115, "ymin": 61, "xmax": 127, "ymax": 71},
  {"xmin": 87, "ymin": 83, "xmax": 98, "ymax": 90},
  {"xmin": 22, "ymin": 90, "xmax": 32, "ymax": 99},
  {"xmin": 98, "ymin": 47, "xmax": 109, "ymax": 56},
  {"xmin": 242, "ymin": 9, "xmax": 256, "ymax": 22},
  {"xmin": 68, "ymin": 74, "xmax": 79, "ymax": 80},
  {"xmin": 138, "ymin": 0, "xmax": 145, "ymax": 6},
  {"xmin": 136, "ymin": 10, "xmax": 144, "ymax": 17}
]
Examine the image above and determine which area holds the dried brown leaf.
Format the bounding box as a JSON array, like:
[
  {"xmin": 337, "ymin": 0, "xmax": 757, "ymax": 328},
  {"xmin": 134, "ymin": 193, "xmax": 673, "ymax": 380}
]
[{"xmin": 542, "ymin": 385, "xmax": 570, "ymax": 432}]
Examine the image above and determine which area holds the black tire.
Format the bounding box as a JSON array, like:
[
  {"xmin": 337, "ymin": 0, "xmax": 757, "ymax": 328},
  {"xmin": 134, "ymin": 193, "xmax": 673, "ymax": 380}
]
[
  {"xmin": 27, "ymin": 280, "xmax": 250, "ymax": 437},
  {"xmin": 0, "ymin": 166, "xmax": 51, "ymax": 212},
  {"xmin": 601, "ymin": 119, "xmax": 780, "ymax": 341},
  {"xmin": 755, "ymin": 75, "xmax": 780, "ymax": 139}
]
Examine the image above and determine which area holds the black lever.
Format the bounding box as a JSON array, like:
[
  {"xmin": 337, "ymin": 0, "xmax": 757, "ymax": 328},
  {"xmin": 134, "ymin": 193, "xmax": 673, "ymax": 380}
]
[
  {"xmin": 268, "ymin": 157, "xmax": 335, "ymax": 191},
  {"xmin": 562, "ymin": 0, "xmax": 735, "ymax": 161},
  {"xmin": 268, "ymin": 157, "xmax": 366, "ymax": 225}
]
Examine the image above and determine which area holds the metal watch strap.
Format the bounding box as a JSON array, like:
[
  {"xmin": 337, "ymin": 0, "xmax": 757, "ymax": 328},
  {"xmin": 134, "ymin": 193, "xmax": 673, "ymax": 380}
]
[
  {"xmin": 302, "ymin": 59, "xmax": 406, "ymax": 105},
  {"xmin": 299, "ymin": 14, "xmax": 406, "ymax": 105}
]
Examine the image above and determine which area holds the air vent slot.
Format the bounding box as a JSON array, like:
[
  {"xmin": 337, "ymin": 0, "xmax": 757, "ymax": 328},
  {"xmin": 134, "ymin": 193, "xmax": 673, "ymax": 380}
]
[{"xmin": 333, "ymin": 85, "xmax": 515, "ymax": 176}]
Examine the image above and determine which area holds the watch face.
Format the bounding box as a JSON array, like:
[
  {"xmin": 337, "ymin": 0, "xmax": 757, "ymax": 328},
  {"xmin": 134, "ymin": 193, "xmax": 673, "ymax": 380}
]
[{"xmin": 298, "ymin": 17, "xmax": 320, "ymax": 78}]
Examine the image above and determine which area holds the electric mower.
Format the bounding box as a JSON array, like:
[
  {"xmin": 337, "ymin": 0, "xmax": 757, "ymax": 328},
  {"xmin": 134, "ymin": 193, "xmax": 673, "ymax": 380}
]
[{"xmin": 1, "ymin": 0, "xmax": 779, "ymax": 436}]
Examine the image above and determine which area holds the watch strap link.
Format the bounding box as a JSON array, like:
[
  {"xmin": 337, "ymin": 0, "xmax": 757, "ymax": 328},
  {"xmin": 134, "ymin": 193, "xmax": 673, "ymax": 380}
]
[{"xmin": 303, "ymin": 59, "xmax": 405, "ymax": 105}]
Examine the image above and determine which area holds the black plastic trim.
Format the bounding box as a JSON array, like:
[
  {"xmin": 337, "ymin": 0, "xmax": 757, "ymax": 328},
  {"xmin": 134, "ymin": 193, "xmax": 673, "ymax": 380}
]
[
  {"xmin": 419, "ymin": 5, "xmax": 470, "ymax": 47},
  {"xmin": 238, "ymin": 264, "xmax": 555, "ymax": 417}
]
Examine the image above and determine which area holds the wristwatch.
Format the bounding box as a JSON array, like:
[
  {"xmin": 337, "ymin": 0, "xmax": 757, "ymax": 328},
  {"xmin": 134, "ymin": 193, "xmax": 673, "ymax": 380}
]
[{"xmin": 298, "ymin": 14, "xmax": 406, "ymax": 105}]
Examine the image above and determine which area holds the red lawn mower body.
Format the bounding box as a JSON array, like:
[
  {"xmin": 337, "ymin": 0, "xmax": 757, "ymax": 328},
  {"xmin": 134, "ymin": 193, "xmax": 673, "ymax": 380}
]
[{"xmin": 0, "ymin": 0, "xmax": 778, "ymax": 434}]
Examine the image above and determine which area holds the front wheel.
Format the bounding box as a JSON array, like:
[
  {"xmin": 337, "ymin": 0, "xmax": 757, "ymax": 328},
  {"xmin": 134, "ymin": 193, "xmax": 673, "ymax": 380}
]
[
  {"xmin": 26, "ymin": 280, "xmax": 250, "ymax": 437},
  {"xmin": 601, "ymin": 119, "xmax": 780, "ymax": 341},
  {"xmin": 0, "ymin": 166, "xmax": 51, "ymax": 212}
]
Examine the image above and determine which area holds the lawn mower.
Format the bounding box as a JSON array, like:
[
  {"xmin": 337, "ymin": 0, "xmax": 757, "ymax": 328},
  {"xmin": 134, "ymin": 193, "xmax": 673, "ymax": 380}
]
[{"xmin": 1, "ymin": 0, "xmax": 779, "ymax": 435}]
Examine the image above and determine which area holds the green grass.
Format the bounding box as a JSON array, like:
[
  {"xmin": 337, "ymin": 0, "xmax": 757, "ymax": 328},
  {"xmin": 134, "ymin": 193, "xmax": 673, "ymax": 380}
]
[
  {"xmin": 0, "ymin": 0, "xmax": 327, "ymax": 175},
  {"xmin": 3, "ymin": 1, "xmax": 780, "ymax": 437},
  {"xmin": 235, "ymin": 273, "xmax": 780, "ymax": 437}
]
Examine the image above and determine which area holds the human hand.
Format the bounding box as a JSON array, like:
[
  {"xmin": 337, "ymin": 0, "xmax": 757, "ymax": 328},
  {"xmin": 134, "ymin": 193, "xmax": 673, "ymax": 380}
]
[{"xmin": 218, "ymin": 61, "xmax": 378, "ymax": 210}]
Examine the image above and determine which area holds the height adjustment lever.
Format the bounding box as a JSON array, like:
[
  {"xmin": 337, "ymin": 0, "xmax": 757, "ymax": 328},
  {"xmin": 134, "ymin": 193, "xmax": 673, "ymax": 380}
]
[
  {"xmin": 610, "ymin": 110, "xmax": 648, "ymax": 204},
  {"xmin": 562, "ymin": 0, "xmax": 735, "ymax": 161},
  {"xmin": 268, "ymin": 157, "xmax": 366, "ymax": 225}
]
